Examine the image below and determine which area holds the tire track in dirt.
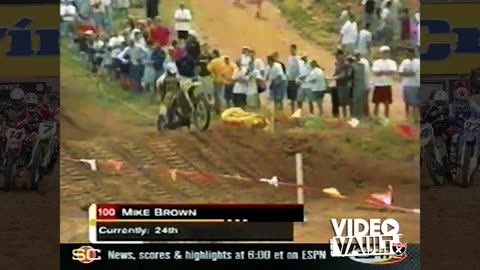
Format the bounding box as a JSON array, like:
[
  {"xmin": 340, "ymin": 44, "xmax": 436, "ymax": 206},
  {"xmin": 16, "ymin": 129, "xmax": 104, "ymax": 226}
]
[{"xmin": 180, "ymin": 131, "xmax": 296, "ymax": 203}]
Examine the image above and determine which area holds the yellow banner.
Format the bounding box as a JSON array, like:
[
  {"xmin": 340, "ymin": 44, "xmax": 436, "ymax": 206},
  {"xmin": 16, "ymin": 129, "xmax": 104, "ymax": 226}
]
[
  {"xmin": 422, "ymin": 3, "xmax": 480, "ymax": 75},
  {"xmin": 0, "ymin": 5, "xmax": 58, "ymax": 76}
]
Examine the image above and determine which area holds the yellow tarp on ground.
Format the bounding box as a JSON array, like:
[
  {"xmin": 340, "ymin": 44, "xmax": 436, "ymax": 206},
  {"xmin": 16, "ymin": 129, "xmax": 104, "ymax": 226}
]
[{"xmin": 221, "ymin": 107, "xmax": 268, "ymax": 129}]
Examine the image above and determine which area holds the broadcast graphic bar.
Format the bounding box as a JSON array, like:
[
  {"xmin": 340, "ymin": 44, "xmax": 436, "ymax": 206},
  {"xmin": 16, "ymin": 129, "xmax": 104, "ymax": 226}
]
[{"xmin": 95, "ymin": 204, "xmax": 304, "ymax": 222}]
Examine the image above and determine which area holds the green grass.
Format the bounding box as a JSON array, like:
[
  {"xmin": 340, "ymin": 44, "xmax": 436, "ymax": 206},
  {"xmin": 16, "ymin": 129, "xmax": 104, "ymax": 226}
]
[
  {"xmin": 301, "ymin": 117, "xmax": 418, "ymax": 161},
  {"xmin": 272, "ymin": 0, "xmax": 417, "ymax": 60}
]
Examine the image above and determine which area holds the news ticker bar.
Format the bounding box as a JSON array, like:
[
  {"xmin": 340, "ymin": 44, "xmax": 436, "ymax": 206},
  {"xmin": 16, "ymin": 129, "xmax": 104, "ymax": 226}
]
[
  {"xmin": 62, "ymin": 244, "xmax": 420, "ymax": 269},
  {"xmin": 92, "ymin": 204, "xmax": 304, "ymax": 222},
  {"xmin": 93, "ymin": 222, "xmax": 293, "ymax": 242}
]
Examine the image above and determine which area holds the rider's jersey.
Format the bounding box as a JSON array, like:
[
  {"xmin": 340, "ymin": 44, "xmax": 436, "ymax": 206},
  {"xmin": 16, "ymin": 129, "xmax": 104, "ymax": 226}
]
[
  {"xmin": 449, "ymin": 102, "xmax": 472, "ymax": 128},
  {"xmin": 421, "ymin": 105, "xmax": 450, "ymax": 136},
  {"xmin": 15, "ymin": 104, "xmax": 53, "ymax": 132}
]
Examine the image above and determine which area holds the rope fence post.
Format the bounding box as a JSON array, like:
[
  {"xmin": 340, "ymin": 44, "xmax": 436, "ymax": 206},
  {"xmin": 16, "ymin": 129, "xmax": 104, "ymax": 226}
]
[{"xmin": 295, "ymin": 152, "xmax": 307, "ymax": 222}]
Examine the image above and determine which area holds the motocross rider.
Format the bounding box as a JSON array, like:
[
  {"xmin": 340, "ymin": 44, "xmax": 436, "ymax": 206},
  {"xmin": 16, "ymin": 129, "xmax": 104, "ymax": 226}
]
[
  {"xmin": 16, "ymin": 93, "xmax": 59, "ymax": 175},
  {"xmin": 156, "ymin": 62, "xmax": 190, "ymax": 129},
  {"xmin": 421, "ymin": 90, "xmax": 454, "ymax": 172},
  {"xmin": 0, "ymin": 88, "xmax": 26, "ymax": 157},
  {"xmin": 448, "ymin": 87, "xmax": 471, "ymax": 128}
]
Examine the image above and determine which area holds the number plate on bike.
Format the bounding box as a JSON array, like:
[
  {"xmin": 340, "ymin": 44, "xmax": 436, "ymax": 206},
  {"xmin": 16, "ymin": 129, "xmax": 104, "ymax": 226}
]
[
  {"xmin": 39, "ymin": 121, "xmax": 56, "ymax": 138},
  {"xmin": 464, "ymin": 119, "xmax": 480, "ymax": 131}
]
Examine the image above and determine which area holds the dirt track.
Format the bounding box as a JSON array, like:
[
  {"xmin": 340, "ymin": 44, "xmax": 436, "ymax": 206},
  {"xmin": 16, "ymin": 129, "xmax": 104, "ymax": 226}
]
[{"xmin": 60, "ymin": 0, "xmax": 418, "ymax": 244}]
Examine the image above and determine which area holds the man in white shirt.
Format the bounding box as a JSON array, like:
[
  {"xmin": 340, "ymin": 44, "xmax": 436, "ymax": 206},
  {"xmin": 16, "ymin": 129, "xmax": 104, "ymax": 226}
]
[
  {"xmin": 306, "ymin": 60, "xmax": 327, "ymax": 115},
  {"xmin": 371, "ymin": 45, "xmax": 397, "ymax": 118},
  {"xmin": 91, "ymin": 0, "xmax": 106, "ymax": 31},
  {"xmin": 232, "ymin": 65, "xmax": 250, "ymax": 108},
  {"xmin": 356, "ymin": 23, "xmax": 372, "ymax": 59},
  {"xmin": 339, "ymin": 15, "xmax": 358, "ymax": 54},
  {"xmin": 398, "ymin": 48, "xmax": 420, "ymax": 120},
  {"xmin": 174, "ymin": 3, "xmax": 192, "ymax": 40},
  {"xmin": 60, "ymin": 1, "xmax": 77, "ymax": 36},
  {"xmin": 296, "ymin": 53, "xmax": 313, "ymax": 114},
  {"xmin": 267, "ymin": 54, "xmax": 287, "ymax": 111},
  {"xmin": 286, "ymin": 44, "xmax": 301, "ymax": 114}
]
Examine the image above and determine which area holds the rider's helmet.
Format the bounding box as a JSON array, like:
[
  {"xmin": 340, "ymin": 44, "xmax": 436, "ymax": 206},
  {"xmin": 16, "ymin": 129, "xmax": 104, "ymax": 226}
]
[
  {"xmin": 166, "ymin": 62, "xmax": 178, "ymax": 76},
  {"xmin": 24, "ymin": 93, "xmax": 39, "ymax": 112},
  {"xmin": 432, "ymin": 90, "xmax": 448, "ymax": 109},
  {"xmin": 10, "ymin": 88, "xmax": 25, "ymax": 110},
  {"xmin": 454, "ymin": 87, "xmax": 469, "ymax": 106}
]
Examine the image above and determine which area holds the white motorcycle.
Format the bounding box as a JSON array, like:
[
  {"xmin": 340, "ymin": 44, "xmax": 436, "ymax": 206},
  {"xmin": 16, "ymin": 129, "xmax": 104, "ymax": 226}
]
[
  {"xmin": 456, "ymin": 117, "xmax": 480, "ymax": 187},
  {"xmin": 1, "ymin": 126, "xmax": 27, "ymax": 192},
  {"xmin": 420, "ymin": 121, "xmax": 453, "ymax": 185},
  {"xmin": 28, "ymin": 121, "xmax": 57, "ymax": 190}
]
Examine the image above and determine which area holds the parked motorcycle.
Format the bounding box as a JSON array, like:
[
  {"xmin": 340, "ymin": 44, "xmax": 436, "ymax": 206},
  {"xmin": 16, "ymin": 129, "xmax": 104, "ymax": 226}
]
[
  {"xmin": 157, "ymin": 77, "xmax": 211, "ymax": 133},
  {"xmin": 420, "ymin": 121, "xmax": 453, "ymax": 185},
  {"xmin": 28, "ymin": 120, "xmax": 57, "ymax": 190},
  {"xmin": 1, "ymin": 126, "xmax": 27, "ymax": 192}
]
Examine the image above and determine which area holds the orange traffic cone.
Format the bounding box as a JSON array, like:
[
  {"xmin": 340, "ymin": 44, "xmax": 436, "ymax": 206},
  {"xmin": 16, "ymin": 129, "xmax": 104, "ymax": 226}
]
[{"xmin": 98, "ymin": 159, "xmax": 127, "ymax": 172}]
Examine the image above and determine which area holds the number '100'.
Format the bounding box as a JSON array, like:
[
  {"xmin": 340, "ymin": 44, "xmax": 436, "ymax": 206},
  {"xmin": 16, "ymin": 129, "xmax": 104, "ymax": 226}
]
[{"xmin": 98, "ymin": 208, "xmax": 116, "ymax": 217}]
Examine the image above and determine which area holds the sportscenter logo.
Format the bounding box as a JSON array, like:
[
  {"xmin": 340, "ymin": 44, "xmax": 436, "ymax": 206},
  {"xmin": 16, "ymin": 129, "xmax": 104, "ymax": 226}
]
[{"xmin": 72, "ymin": 246, "xmax": 102, "ymax": 264}]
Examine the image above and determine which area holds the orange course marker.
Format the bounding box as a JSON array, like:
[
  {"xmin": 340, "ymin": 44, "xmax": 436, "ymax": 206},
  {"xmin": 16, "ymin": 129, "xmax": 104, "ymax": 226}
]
[{"xmin": 98, "ymin": 159, "xmax": 127, "ymax": 172}]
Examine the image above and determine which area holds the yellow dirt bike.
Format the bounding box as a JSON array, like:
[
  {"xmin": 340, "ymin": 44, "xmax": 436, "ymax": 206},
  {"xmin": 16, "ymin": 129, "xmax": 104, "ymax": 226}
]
[{"xmin": 157, "ymin": 77, "xmax": 211, "ymax": 133}]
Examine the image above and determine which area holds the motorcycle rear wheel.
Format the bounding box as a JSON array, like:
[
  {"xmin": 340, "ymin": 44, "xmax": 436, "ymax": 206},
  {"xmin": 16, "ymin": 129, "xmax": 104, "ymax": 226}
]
[{"xmin": 460, "ymin": 143, "xmax": 475, "ymax": 187}]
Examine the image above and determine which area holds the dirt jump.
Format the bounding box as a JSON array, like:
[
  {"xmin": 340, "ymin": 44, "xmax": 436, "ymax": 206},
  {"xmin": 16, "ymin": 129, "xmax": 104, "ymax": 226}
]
[{"xmin": 60, "ymin": 0, "xmax": 419, "ymax": 243}]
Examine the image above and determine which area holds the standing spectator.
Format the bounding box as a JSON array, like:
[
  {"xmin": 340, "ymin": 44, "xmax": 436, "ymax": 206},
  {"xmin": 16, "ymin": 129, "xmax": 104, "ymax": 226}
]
[
  {"xmin": 77, "ymin": 0, "xmax": 92, "ymax": 18},
  {"xmin": 91, "ymin": 0, "xmax": 106, "ymax": 32},
  {"xmin": 372, "ymin": 45, "xmax": 397, "ymax": 118},
  {"xmin": 151, "ymin": 43, "xmax": 166, "ymax": 83},
  {"xmin": 239, "ymin": 46, "xmax": 252, "ymax": 67},
  {"xmin": 400, "ymin": 8, "xmax": 411, "ymax": 41},
  {"xmin": 398, "ymin": 48, "xmax": 420, "ymax": 120},
  {"xmin": 246, "ymin": 68, "xmax": 263, "ymax": 109},
  {"xmin": 222, "ymin": 56, "xmax": 237, "ymax": 108},
  {"xmin": 362, "ymin": 0, "xmax": 377, "ymax": 28},
  {"xmin": 379, "ymin": 1, "xmax": 394, "ymax": 47},
  {"xmin": 286, "ymin": 44, "xmax": 301, "ymax": 114},
  {"xmin": 357, "ymin": 23, "xmax": 372, "ymax": 60},
  {"xmin": 332, "ymin": 49, "xmax": 353, "ymax": 119},
  {"xmin": 255, "ymin": 0, "xmax": 263, "ymax": 18},
  {"xmin": 171, "ymin": 40, "xmax": 186, "ymax": 61},
  {"xmin": 146, "ymin": 0, "xmax": 159, "ymax": 19},
  {"xmin": 118, "ymin": 40, "xmax": 147, "ymax": 93},
  {"xmin": 338, "ymin": 4, "xmax": 351, "ymax": 30},
  {"xmin": 232, "ymin": 65, "xmax": 249, "ymax": 108},
  {"xmin": 60, "ymin": 1, "xmax": 77, "ymax": 37},
  {"xmin": 142, "ymin": 41, "xmax": 157, "ymax": 96},
  {"xmin": 249, "ymin": 49, "xmax": 266, "ymax": 108},
  {"xmin": 185, "ymin": 30, "xmax": 201, "ymax": 60},
  {"xmin": 149, "ymin": 17, "xmax": 170, "ymax": 47},
  {"xmin": 115, "ymin": 0, "xmax": 130, "ymax": 18},
  {"xmin": 359, "ymin": 54, "xmax": 372, "ymax": 117},
  {"xmin": 414, "ymin": 11, "xmax": 420, "ymax": 56},
  {"xmin": 351, "ymin": 52, "xmax": 370, "ymax": 118},
  {"xmin": 339, "ymin": 15, "xmax": 358, "ymax": 54},
  {"xmin": 198, "ymin": 44, "xmax": 214, "ymax": 102},
  {"xmin": 207, "ymin": 50, "xmax": 227, "ymax": 114},
  {"xmin": 272, "ymin": 52, "xmax": 287, "ymax": 75},
  {"xmin": 102, "ymin": 0, "xmax": 113, "ymax": 33},
  {"xmin": 306, "ymin": 60, "xmax": 327, "ymax": 115},
  {"xmin": 174, "ymin": 3, "xmax": 192, "ymax": 41},
  {"xmin": 266, "ymin": 55, "xmax": 287, "ymax": 111},
  {"xmin": 296, "ymin": 53, "xmax": 313, "ymax": 114}
]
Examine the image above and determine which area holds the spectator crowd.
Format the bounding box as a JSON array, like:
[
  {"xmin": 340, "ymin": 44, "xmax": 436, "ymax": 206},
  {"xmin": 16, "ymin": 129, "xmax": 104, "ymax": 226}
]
[{"xmin": 61, "ymin": 0, "xmax": 420, "ymax": 121}]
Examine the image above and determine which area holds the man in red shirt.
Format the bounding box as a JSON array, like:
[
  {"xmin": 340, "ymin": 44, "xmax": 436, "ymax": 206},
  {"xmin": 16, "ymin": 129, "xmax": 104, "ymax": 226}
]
[{"xmin": 149, "ymin": 17, "xmax": 171, "ymax": 47}]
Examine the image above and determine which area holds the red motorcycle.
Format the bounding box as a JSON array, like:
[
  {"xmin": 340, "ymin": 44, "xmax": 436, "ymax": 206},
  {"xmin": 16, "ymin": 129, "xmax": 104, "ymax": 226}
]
[{"xmin": 1, "ymin": 122, "xmax": 30, "ymax": 192}]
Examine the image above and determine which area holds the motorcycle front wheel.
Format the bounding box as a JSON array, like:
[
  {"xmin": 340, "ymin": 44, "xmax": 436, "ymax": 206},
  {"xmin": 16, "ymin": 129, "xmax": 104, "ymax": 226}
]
[
  {"xmin": 422, "ymin": 150, "xmax": 442, "ymax": 186},
  {"xmin": 30, "ymin": 143, "xmax": 46, "ymax": 191},
  {"xmin": 459, "ymin": 143, "xmax": 475, "ymax": 187},
  {"xmin": 3, "ymin": 152, "xmax": 17, "ymax": 192},
  {"xmin": 192, "ymin": 95, "xmax": 211, "ymax": 131}
]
